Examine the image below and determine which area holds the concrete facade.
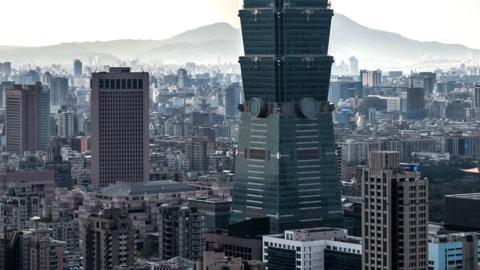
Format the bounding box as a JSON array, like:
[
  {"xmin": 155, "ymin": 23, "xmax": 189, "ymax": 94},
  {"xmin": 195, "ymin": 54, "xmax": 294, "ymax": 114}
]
[{"xmin": 91, "ymin": 67, "xmax": 149, "ymax": 187}]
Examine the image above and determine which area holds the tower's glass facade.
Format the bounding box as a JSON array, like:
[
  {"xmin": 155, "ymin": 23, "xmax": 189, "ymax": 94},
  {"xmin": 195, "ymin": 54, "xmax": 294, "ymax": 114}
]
[{"xmin": 231, "ymin": 0, "xmax": 343, "ymax": 232}]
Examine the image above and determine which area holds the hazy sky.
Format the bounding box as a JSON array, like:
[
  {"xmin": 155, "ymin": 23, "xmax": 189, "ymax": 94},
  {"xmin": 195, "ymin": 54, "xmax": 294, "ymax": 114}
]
[{"xmin": 1, "ymin": 0, "xmax": 479, "ymax": 48}]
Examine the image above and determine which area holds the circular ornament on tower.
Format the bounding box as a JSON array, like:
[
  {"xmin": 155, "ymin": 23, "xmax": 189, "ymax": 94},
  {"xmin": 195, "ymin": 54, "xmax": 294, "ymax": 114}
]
[
  {"xmin": 249, "ymin": 98, "xmax": 267, "ymax": 118},
  {"xmin": 300, "ymin": 97, "xmax": 319, "ymax": 119}
]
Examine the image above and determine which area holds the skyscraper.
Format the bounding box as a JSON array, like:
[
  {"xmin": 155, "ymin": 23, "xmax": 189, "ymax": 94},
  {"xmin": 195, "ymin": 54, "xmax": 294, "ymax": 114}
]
[
  {"xmin": 349, "ymin": 56, "xmax": 359, "ymax": 76},
  {"xmin": 177, "ymin": 68, "xmax": 189, "ymax": 89},
  {"xmin": 73, "ymin": 59, "xmax": 82, "ymax": 77},
  {"xmin": 0, "ymin": 62, "xmax": 11, "ymax": 76},
  {"xmin": 5, "ymin": 83, "xmax": 50, "ymax": 155},
  {"xmin": 49, "ymin": 76, "xmax": 69, "ymax": 106},
  {"xmin": 230, "ymin": 0, "xmax": 343, "ymax": 232},
  {"xmin": 56, "ymin": 106, "xmax": 75, "ymax": 139},
  {"xmin": 185, "ymin": 136, "xmax": 214, "ymax": 173},
  {"xmin": 406, "ymin": 86, "xmax": 426, "ymax": 120},
  {"xmin": 224, "ymin": 82, "xmax": 242, "ymax": 118},
  {"xmin": 91, "ymin": 67, "xmax": 149, "ymax": 187},
  {"xmin": 361, "ymin": 70, "xmax": 382, "ymax": 88},
  {"xmin": 413, "ymin": 72, "xmax": 436, "ymax": 96},
  {"xmin": 0, "ymin": 81, "xmax": 14, "ymax": 109},
  {"xmin": 474, "ymin": 83, "xmax": 480, "ymax": 108},
  {"xmin": 362, "ymin": 151, "xmax": 428, "ymax": 270}
]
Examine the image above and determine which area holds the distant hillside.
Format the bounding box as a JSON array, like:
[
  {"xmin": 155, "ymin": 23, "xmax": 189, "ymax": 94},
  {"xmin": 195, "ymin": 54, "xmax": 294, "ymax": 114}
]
[
  {"xmin": 329, "ymin": 14, "xmax": 480, "ymax": 70},
  {"xmin": 0, "ymin": 15, "xmax": 478, "ymax": 70}
]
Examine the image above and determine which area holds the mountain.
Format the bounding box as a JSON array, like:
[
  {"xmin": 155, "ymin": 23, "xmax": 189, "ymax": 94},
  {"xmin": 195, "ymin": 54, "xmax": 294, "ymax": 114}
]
[
  {"xmin": 0, "ymin": 16, "xmax": 478, "ymax": 70},
  {"xmin": 329, "ymin": 14, "xmax": 480, "ymax": 69}
]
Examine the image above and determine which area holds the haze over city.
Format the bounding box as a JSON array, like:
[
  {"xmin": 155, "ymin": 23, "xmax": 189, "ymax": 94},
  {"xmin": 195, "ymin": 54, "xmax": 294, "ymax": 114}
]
[{"xmin": 0, "ymin": 0, "xmax": 478, "ymax": 48}]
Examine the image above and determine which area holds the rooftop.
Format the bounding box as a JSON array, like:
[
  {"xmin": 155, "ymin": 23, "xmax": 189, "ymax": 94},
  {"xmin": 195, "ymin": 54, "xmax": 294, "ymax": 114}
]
[
  {"xmin": 430, "ymin": 231, "xmax": 479, "ymax": 243},
  {"xmin": 188, "ymin": 197, "xmax": 231, "ymax": 203},
  {"xmin": 270, "ymin": 227, "xmax": 350, "ymax": 242},
  {"xmin": 109, "ymin": 67, "xmax": 131, "ymax": 73},
  {"xmin": 100, "ymin": 180, "xmax": 196, "ymax": 196}
]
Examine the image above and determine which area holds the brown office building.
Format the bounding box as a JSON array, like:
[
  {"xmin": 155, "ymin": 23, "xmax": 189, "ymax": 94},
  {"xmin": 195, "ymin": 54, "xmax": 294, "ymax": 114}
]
[
  {"xmin": 5, "ymin": 83, "xmax": 50, "ymax": 155},
  {"xmin": 91, "ymin": 67, "xmax": 149, "ymax": 187},
  {"xmin": 362, "ymin": 151, "xmax": 428, "ymax": 270}
]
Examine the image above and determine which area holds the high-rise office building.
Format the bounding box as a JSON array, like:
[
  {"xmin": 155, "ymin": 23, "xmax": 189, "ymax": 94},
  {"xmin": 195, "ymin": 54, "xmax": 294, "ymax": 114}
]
[
  {"xmin": 49, "ymin": 76, "xmax": 69, "ymax": 106},
  {"xmin": 0, "ymin": 62, "xmax": 11, "ymax": 76},
  {"xmin": 41, "ymin": 71, "xmax": 52, "ymax": 86},
  {"xmin": 15, "ymin": 69, "xmax": 41, "ymax": 85},
  {"xmin": 56, "ymin": 106, "xmax": 75, "ymax": 139},
  {"xmin": 230, "ymin": 0, "xmax": 343, "ymax": 232},
  {"xmin": 44, "ymin": 138, "xmax": 73, "ymax": 189},
  {"xmin": 5, "ymin": 83, "xmax": 50, "ymax": 155},
  {"xmin": 474, "ymin": 83, "xmax": 480, "ymax": 109},
  {"xmin": 406, "ymin": 86, "xmax": 426, "ymax": 120},
  {"xmin": 349, "ymin": 56, "xmax": 359, "ymax": 76},
  {"xmin": 73, "ymin": 59, "xmax": 82, "ymax": 77},
  {"xmin": 362, "ymin": 151, "xmax": 428, "ymax": 270},
  {"xmin": 83, "ymin": 209, "xmax": 135, "ymax": 270},
  {"xmin": 91, "ymin": 67, "xmax": 149, "ymax": 187},
  {"xmin": 185, "ymin": 136, "xmax": 215, "ymax": 173},
  {"xmin": 224, "ymin": 83, "xmax": 242, "ymax": 118},
  {"xmin": 436, "ymin": 81, "xmax": 456, "ymax": 95},
  {"xmin": 329, "ymin": 80, "xmax": 363, "ymax": 103},
  {"xmin": 0, "ymin": 81, "xmax": 14, "ymax": 109},
  {"xmin": 177, "ymin": 68, "xmax": 189, "ymax": 89},
  {"xmin": 361, "ymin": 70, "xmax": 382, "ymax": 88},
  {"xmin": 413, "ymin": 72, "xmax": 436, "ymax": 96}
]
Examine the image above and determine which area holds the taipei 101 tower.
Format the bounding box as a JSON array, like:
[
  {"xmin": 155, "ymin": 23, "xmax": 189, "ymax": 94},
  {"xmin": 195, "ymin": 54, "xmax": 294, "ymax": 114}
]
[{"xmin": 230, "ymin": 0, "xmax": 343, "ymax": 232}]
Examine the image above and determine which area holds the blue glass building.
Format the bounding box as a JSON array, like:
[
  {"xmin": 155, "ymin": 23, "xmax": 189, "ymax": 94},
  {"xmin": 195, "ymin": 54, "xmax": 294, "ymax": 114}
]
[{"xmin": 428, "ymin": 232, "xmax": 480, "ymax": 270}]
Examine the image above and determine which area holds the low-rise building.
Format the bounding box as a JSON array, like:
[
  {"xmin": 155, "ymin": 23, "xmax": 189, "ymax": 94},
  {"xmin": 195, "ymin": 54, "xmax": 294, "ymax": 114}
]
[
  {"xmin": 263, "ymin": 228, "xmax": 361, "ymax": 270},
  {"xmin": 429, "ymin": 232, "xmax": 480, "ymax": 270},
  {"xmin": 197, "ymin": 251, "xmax": 265, "ymax": 270}
]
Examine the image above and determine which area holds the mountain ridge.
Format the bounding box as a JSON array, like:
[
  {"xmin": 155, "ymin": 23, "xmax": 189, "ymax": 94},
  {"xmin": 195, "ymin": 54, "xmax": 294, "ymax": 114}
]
[{"xmin": 0, "ymin": 14, "xmax": 477, "ymax": 70}]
